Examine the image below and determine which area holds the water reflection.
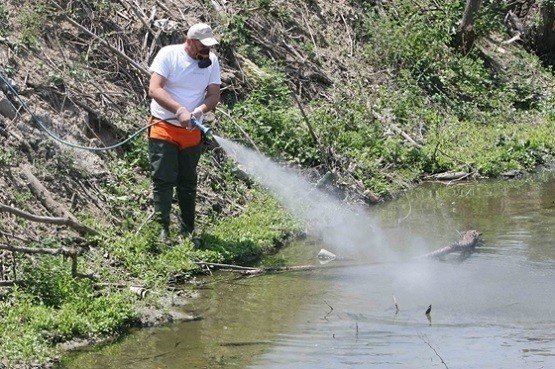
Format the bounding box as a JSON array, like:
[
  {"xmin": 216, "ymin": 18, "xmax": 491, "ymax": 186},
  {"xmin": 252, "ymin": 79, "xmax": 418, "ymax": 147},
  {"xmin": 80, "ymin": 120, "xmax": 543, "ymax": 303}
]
[
  {"xmin": 63, "ymin": 270, "xmax": 331, "ymax": 369},
  {"xmin": 247, "ymin": 255, "xmax": 554, "ymax": 369},
  {"xmin": 63, "ymin": 171, "xmax": 555, "ymax": 369}
]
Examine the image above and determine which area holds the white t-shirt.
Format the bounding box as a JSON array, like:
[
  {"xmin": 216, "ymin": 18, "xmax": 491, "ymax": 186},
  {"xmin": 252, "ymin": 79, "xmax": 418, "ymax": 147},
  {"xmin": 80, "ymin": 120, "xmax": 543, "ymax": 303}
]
[{"xmin": 149, "ymin": 44, "xmax": 222, "ymax": 126}]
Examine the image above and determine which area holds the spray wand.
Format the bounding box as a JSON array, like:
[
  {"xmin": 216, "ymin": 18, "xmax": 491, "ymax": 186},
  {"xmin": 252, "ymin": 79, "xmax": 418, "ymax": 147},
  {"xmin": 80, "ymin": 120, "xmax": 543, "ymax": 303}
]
[{"xmin": 191, "ymin": 116, "xmax": 214, "ymax": 141}]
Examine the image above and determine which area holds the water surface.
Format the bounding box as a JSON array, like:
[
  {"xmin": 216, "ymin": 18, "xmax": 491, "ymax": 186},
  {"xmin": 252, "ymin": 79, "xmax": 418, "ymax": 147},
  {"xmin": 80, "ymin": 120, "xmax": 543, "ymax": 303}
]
[{"xmin": 63, "ymin": 171, "xmax": 555, "ymax": 369}]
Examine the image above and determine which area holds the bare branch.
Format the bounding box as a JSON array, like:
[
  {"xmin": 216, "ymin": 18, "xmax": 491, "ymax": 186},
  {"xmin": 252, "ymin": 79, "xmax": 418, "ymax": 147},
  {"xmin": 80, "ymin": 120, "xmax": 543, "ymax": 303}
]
[
  {"xmin": 19, "ymin": 165, "xmax": 100, "ymax": 236},
  {"xmin": 48, "ymin": 0, "xmax": 151, "ymax": 77},
  {"xmin": 0, "ymin": 242, "xmax": 76, "ymax": 256}
]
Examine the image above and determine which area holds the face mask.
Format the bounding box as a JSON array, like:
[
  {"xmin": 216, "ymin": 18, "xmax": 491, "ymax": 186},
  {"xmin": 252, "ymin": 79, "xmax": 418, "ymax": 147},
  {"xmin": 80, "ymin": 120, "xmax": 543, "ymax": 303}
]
[{"xmin": 197, "ymin": 47, "xmax": 212, "ymax": 68}]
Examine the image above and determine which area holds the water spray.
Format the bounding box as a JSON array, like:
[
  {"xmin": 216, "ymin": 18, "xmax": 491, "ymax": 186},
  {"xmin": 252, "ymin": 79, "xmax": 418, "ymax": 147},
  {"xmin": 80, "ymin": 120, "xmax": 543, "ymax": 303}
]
[{"xmin": 215, "ymin": 136, "xmax": 390, "ymax": 260}]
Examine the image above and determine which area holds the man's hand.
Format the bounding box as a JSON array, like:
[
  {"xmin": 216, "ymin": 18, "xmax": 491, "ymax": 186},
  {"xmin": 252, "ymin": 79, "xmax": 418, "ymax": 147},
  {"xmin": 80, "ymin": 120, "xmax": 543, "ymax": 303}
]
[
  {"xmin": 176, "ymin": 106, "xmax": 193, "ymax": 129},
  {"xmin": 192, "ymin": 106, "xmax": 204, "ymax": 120}
]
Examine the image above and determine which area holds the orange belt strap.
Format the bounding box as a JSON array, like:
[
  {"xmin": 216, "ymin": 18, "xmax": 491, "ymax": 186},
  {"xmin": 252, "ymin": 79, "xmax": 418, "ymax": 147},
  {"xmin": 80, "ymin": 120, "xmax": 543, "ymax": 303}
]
[{"xmin": 148, "ymin": 116, "xmax": 201, "ymax": 150}]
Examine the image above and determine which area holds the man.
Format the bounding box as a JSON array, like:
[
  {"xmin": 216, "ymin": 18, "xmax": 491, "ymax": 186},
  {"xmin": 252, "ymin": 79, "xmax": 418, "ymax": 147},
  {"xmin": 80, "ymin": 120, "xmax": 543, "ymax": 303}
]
[{"xmin": 148, "ymin": 22, "xmax": 221, "ymax": 243}]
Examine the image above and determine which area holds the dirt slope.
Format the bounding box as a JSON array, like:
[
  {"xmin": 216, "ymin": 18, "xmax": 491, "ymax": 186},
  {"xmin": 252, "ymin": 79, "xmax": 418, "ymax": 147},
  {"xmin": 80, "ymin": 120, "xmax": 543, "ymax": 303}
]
[{"xmin": 0, "ymin": 0, "xmax": 373, "ymax": 274}]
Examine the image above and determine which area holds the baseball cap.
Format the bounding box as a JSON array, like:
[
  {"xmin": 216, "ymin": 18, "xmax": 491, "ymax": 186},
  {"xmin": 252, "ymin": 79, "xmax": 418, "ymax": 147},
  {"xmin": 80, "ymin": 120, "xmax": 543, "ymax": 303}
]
[{"xmin": 187, "ymin": 23, "xmax": 219, "ymax": 46}]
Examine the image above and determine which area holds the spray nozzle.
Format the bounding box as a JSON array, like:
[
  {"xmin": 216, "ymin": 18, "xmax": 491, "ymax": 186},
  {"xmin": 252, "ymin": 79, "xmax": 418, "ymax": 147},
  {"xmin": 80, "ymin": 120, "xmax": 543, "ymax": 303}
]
[{"xmin": 191, "ymin": 116, "xmax": 214, "ymax": 141}]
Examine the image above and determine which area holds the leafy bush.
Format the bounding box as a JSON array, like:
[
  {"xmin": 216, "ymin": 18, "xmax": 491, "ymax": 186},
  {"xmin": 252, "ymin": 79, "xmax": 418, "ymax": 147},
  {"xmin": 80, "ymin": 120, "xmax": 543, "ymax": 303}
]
[
  {"xmin": 1, "ymin": 263, "xmax": 137, "ymax": 364},
  {"xmin": 19, "ymin": 252, "xmax": 93, "ymax": 307},
  {"xmin": 0, "ymin": 3, "xmax": 10, "ymax": 37},
  {"xmin": 221, "ymin": 72, "xmax": 322, "ymax": 166}
]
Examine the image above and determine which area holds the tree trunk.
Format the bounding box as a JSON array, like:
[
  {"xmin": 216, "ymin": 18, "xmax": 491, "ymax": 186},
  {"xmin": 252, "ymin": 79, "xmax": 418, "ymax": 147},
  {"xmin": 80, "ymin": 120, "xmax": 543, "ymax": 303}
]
[
  {"xmin": 535, "ymin": 4, "xmax": 555, "ymax": 58},
  {"xmin": 454, "ymin": 0, "xmax": 483, "ymax": 53},
  {"xmin": 505, "ymin": 1, "xmax": 555, "ymax": 62}
]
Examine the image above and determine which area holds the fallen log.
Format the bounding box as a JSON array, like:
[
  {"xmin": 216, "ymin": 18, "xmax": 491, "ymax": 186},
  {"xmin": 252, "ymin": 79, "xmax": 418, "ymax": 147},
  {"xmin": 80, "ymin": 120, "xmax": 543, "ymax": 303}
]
[
  {"xmin": 431, "ymin": 171, "xmax": 470, "ymax": 181},
  {"xmin": 195, "ymin": 261, "xmax": 259, "ymax": 271},
  {"xmin": 424, "ymin": 230, "xmax": 482, "ymax": 259},
  {"xmin": 196, "ymin": 261, "xmax": 322, "ymax": 275},
  {"xmin": 0, "ymin": 203, "xmax": 98, "ymax": 236},
  {"xmin": 20, "ymin": 165, "xmax": 99, "ymax": 236},
  {"xmin": 205, "ymin": 260, "xmax": 380, "ymax": 277},
  {"xmin": 242, "ymin": 230, "xmax": 482, "ymax": 274},
  {"xmin": 0, "ymin": 242, "xmax": 95, "ymax": 280},
  {"xmin": 236, "ymin": 264, "xmax": 320, "ymax": 276}
]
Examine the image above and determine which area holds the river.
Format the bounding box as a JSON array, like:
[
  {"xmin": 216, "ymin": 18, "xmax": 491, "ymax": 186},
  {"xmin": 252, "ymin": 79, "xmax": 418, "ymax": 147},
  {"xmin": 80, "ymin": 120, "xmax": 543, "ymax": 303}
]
[{"xmin": 62, "ymin": 170, "xmax": 555, "ymax": 369}]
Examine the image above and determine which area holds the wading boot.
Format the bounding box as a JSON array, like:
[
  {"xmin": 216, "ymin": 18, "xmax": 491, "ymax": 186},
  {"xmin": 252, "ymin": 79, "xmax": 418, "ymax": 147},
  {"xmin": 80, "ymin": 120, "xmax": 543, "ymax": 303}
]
[
  {"xmin": 160, "ymin": 227, "xmax": 171, "ymax": 245},
  {"xmin": 179, "ymin": 227, "xmax": 202, "ymax": 248},
  {"xmin": 152, "ymin": 182, "xmax": 173, "ymax": 246}
]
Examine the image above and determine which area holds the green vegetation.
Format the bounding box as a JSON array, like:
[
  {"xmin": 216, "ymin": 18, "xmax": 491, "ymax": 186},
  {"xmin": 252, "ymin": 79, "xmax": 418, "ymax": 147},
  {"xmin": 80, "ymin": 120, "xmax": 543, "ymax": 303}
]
[
  {"xmin": 0, "ymin": 3, "xmax": 10, "ymax": 37},
  {"xmin": 0, "ymin": 258, "xmax": 136, "ymax": 365},
  {"xmin": 216, "ymin": 0, "xmax": 555, "ymax": 195},
  {"xmin": 19, "ymin": 1, "xmax": 50, "ymax": 48},
  {"xmin": 220, "ymin": 73, "xmax": 322, "ymax": 166},
  {"xmin": 2, "ymin": 0, "xmax": 555, "ymax": 366}
]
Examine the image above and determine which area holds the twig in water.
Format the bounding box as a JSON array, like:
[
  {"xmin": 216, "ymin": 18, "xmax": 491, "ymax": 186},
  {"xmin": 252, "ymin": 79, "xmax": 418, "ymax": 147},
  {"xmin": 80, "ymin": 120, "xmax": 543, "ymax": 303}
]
[
  {"xmin": 397, "ymin": 200, "xmax": 412, "ymax": 224},
  {"xmin": 393, "ymin": 295, "xmax": 400, "ymax": 313},
  {"xmin": 425, "ymin": 304, "xmax": 432, "ymax": 325},
  {"xmin": 323, "ymin": 300, "xmax": 334, "ymax": 321},
  {"xmin": 418, "ymin": 333, "xmax": 449, "ymax": 369}
]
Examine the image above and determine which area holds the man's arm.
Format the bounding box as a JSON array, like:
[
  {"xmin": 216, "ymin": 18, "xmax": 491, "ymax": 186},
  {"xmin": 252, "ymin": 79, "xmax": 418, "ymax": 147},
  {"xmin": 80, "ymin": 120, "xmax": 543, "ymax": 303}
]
[{"xmin": 194, "ymin": 83, "xmax": 221, "ymax": 115}]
